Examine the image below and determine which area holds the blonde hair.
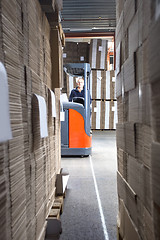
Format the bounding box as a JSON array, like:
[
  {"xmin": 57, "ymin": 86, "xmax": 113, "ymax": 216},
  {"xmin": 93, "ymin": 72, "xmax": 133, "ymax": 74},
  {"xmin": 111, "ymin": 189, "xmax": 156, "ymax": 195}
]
[{"xmin": 76, "ymin": 77, "xmax": 84, "ymax": 83}]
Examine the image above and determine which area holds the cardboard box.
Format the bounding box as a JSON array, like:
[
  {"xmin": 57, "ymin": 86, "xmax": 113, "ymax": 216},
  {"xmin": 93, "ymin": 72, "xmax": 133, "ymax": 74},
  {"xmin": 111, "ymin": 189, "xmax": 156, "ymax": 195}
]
[
  {"xmin": 142, "ymin": 206, "xmax": 154, "ymax": 240},
  {"xmin": 150, "ymin": 80, "xmax": 160, "ymax": 143},
  {"xmin": 116, "ymin": 124, "xmax": 125, "ymax": 150},
  {"xmin": 128, "ymin": 11, "xmax": 139, "ymax": 56},
  {"xmin": 117, "ymin": 172, "xmax": 138, "ymax": 226},
  {"xmin": 135, "ymin": 124, "xmax": 152, "ymax": 168},
  {"xmin": 151, "ymin": 142, "xmax": 160, "ymax": 207},
  {"xmin": 116, "ymin": 12, "xmax": 123, "ymax": 50},
  {"xmin": 153, "ymin": 203, "xmax": 160, "ymax": 240},
  {"xmin": 91, "ymin": 70, "xmax": 103, "ymax": 99},
  {"xmin": 91, "ymin": 70, "xmax": 115, "ymax": 100},
  {"xmin": 116, "ymin": 0, "xmax": 125, "ymax": 21},
  {"xmin": 117, "ymin": 96, "xmax": 124, "ymax": 123},
  {"xmin": 56, "ymin": 168, "xmax": 69, "ymax": 195},
  {"xmin": 117, "ymin": 148, "xmax": 128, "ymax": 180},
  {"xmin": 78, "ymin": 42, "xmax": 89, "ymax": 63},
  {"xmin": 123, "ymin": 0, "xmax": 136, "ymax": 32},
  {"xmin": 63, "ymin": 42, "xmax": 89, "ymax": 65},
  {"xmin": 63, "ymin": 42, "xmax": 78, "ymax": 64},
  {"xmin": 148, "ymin": 16, "xmax": 160, "ymax": 84},
  {"xmin": 127, "ymin": 155, "xmax": 143, "ymax": 200},
  {"xmin": 116, "ymin": 70, "xmax": 123, "ymax": 98},
  {"xmin": 123, "ymin": 53, "xmax": 136, "ymax": 92},
  {"xmin": 128, "ymin": 87, "xmax": 139, "ymax": 123},
  {"xmin": 141, "ymin": 0, "xmax": 151, "ymax": 42},
  {"xmin": 118, "ymin": 199, "xmax": 141, "ymax": 240},
  {"xmin": 143, "ymin": 165, "xmax": 152, "ymax": 214},
  {"xmin": 142, "ymin": 39, "xmax": 149, "ymax": 85},
  {"xmin": 89, "ymin": 39, "xmax": 108, "ymax": 70},
  {"xmin": 91, "ymin": 100, "xmax": 117, "ymax": 130},
  {"xmin": 141, "ymin": 84, "xmax": 151, "ymax": 125},
  {"xmin": 125, "ymin": 122, "xmax": 136, "ymax": 157}
]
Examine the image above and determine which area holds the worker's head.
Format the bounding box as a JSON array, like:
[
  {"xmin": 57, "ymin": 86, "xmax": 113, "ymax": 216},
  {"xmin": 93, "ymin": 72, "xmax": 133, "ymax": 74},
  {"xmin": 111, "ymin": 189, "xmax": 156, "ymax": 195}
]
[{"xmin": 77, "ymin": 78, "xmax": 84, "ymax": 91}]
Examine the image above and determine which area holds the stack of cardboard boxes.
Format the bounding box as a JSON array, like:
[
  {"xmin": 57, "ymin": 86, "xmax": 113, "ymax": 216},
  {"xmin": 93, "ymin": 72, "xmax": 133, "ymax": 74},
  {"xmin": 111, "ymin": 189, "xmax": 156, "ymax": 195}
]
[
  {"xmin": 0, "ymin": 0, "xmax": 63, "ymax": 240},
  {"xmin": 63, "ymin": 39, "xmax": 117, "ymax": 130},
  {"xmin": 89, "ymin": 39, "xmax": 117, "ymax": 130},
  {"xmin": 90, "ymin": 69, "xmax": 117, "ymax": 130},
  {"xmin": 116, "ymin": 0, "xmax": 160, "ymax": 239}
]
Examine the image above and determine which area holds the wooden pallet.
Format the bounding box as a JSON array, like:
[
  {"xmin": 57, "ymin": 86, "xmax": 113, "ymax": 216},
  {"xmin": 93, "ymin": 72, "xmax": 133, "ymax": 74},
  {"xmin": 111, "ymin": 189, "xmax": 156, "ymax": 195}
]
[
  {"xmin": 54, "ymin": 196, "xmax": 64, "ymax": 214},
  {"xmin": 48, "ymin": 208, "xmax": 60, "ymax": 220}
]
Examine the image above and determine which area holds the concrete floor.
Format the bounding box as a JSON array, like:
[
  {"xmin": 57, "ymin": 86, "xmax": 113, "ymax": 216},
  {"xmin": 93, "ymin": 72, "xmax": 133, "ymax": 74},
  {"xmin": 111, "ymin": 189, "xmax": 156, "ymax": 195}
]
[{"xmin": 60, "ymin": 131, "xmax": 118, "ymax": 240}]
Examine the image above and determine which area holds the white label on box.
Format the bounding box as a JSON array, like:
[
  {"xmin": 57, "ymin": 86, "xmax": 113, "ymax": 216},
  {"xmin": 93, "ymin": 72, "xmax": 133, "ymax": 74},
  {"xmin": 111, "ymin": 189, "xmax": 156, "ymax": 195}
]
[
  {"xmin": 60, "ymin": 111, "xmax": 65, "ymax": 121},
  {"xmin": 156, "ymin": 0, "xmax": 160, "ymax": 20},
  {"xmin": 99, "ymin": 46, "xmax": 103, "ymax": 52},
  {"xmin": 112, "ymin": 77, "xmax": 116, "ymax": 82},
  {"xmin": 106, "ymin": 71, "xmax": 110, "ymax": 99},
  {"xmin": 116, "ymin": 42, "xmax": 121, "ymax": 75},
  {"xmin": 0, "ymin": 62, "xmax": 12, "ymax": 142},
  {"xmin": 100, "ymin": 40, "xmax": 106, "ymax": 69},
  {"xmin": 49, "ymin": 89, "xmax": 56, "ymax": 117},
  {"xmin": 105, "ymin": 101, "xmax": 109, "ymax": 129},
  {"xmin": 80, "ymin": 56, "xmax": 84, "ymax": 61},
  {"xmin": 92, "ymin": 39, "xmax": 97, "ymax": 68},
  {"xmin": 112, "ymin": 106, "xmax": 115, "ymax": 112},
  {"xmin": 34, "ymin": 94, "xmax": 48, "ymax": 138},
  {"xmin": 90, "ymin": 71, "xmax": 93, "ymax": 98},
  {"xmin": 63, "ymin": 53, "xmax": 67, "ymax": 58},
  {"xmin": 114, "ymin": 101, "xmax": 117, "ymax": 129},
  {"xmin": 97, "ymin": 71, "xmax": 102, "ymax": 99},
  {"xmin": 94, "ymin": 107, "xmax": 97, "ymax": 112},
  {"xmin": 62, "ymin": 175, "xmax": 69, "ymax": 193},
  {"xmin": 96, "ymin": 101, "xmax": 101, "ymax": 129}
]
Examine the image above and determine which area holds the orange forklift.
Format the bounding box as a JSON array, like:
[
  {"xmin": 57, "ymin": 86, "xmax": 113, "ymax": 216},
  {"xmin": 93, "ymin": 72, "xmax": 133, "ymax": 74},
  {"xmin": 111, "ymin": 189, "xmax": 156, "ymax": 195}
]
[{"xmin": 61, "ymin": 63, "xmax": 92, "ymax": 156}]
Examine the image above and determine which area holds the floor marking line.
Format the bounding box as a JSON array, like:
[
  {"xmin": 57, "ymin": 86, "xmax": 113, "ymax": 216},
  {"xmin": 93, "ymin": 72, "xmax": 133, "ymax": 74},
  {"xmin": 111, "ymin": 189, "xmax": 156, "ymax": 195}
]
[{"xmin": 89, "ymin": 156, "xmax": 109, "ymax": 240}]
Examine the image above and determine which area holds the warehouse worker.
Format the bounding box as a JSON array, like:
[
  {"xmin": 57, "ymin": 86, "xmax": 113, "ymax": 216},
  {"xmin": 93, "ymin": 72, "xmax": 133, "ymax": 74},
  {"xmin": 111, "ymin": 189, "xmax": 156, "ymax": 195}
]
[{"xmin": 69, "ymin": 77, "xmax": 85, "ymax": 102}]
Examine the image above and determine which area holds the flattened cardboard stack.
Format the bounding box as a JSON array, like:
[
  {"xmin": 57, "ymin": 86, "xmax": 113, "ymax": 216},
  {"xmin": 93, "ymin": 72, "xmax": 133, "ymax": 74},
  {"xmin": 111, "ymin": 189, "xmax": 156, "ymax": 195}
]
[
  {"xmin": 1, "ymin": 1, "xmax": 27, "ymax": 240},
  {"xmin": 0, "ymin": 145, "xmax": 9, "ymax": 240},
  {"xmin": 116, "ymin": 0, "xmax": 160, "ymax": 239},
  {"xmin": 0, "ymin": 0, "xmax": 62, "ymax": 240}
]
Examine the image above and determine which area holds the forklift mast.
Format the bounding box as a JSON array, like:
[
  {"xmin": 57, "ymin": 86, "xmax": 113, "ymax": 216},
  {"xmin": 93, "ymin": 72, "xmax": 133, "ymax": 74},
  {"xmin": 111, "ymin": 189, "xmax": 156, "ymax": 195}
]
[{"xmin": 61, "ymin": 63, "xmax": 92, "ymax": 156}]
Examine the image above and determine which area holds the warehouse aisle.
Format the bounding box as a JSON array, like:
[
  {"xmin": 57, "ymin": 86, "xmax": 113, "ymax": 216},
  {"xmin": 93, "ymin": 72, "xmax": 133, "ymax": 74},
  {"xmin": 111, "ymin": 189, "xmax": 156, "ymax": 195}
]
[{"xmin": 60, "ymin": 131, "xmax": 118, "ymax": 240}]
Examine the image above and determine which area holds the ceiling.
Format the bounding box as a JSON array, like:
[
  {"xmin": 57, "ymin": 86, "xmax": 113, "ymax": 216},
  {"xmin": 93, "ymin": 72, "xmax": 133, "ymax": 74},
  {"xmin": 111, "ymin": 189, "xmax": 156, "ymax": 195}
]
[{"xmin": 61, "ymin": 0, "xmax": 116, "ymax": 34}]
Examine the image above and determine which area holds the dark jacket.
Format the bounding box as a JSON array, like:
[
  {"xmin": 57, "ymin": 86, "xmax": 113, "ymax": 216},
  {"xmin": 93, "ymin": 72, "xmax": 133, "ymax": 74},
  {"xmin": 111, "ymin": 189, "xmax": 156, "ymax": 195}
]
[{"xmin": 69, "ymin": 87, "xmax": 84, "ymax": 102}]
